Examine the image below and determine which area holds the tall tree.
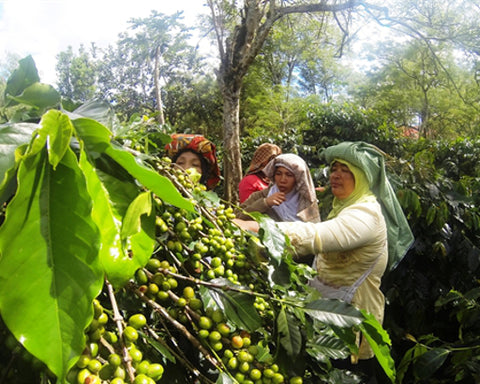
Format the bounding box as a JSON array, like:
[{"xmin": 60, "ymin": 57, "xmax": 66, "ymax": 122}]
[
  {"xmin": 96, "ymin": 11, "xmax": 203, "ymax": 122},
  {"xmin": 352, "ymin": 40, "xmax": 458, "ymax": 138},
  {"xmin": 348, "ymin": 0, "xmax": 480, "ymax": 138},
  {"xmin": 163, "ymin": 73, "xmax": 223, "ymax": 137},
  {"xmin": 55, "ymin": 44, "xmax": 98, "ymax": 102},
  {"xmin": 249, "ymin": 13, "xmax": 344, "ymax": 97},
  {"xmin": 205, "ymin": 0, "xmax": 366, "ymax": 203},
  {"xmin": 240, "ymin": 13, "xmax": 347, "ymax": 136}
]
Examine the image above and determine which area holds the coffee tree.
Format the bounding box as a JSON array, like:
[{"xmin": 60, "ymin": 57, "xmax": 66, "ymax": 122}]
[{"xmin": 0, "ymin": 58, "xmax": 394, "ymax": 384}]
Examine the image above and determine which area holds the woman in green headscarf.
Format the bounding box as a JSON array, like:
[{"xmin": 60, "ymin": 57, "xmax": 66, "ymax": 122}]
[{"xmin": 234, "ymin": 142, "xmax": 414, "ymax": 381}]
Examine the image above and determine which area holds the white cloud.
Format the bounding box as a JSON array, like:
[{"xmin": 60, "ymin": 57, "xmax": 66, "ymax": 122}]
[{"xmin": 0, "ymin": 0, "xmax": 208, "ymax": 84}]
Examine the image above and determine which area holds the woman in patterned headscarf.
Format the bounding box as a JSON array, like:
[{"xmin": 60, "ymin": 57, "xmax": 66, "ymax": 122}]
[
  {"xmin": 165, "ymin": 134, "xmax": 220, "ymax": 190},
  {"xmin": 237, "ymin": 153, "xmax": 320, "ymax": 223},
  {"xmin": 238, "ymin": 143, "xmax": 282, "ymax": 203}
]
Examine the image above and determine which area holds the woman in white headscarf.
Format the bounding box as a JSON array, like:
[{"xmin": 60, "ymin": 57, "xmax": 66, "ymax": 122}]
[{"xmin": 236, "ymin": 153, "xmax": 320, "ymax": 223}]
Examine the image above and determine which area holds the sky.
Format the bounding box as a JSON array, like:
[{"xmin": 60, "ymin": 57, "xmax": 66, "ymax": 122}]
[{"xmin": 0, "ymin": 0, "xmax": 209, "ymax": 85}]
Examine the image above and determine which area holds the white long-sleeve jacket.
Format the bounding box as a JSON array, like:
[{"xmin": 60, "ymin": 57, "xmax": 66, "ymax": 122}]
[{"xmin": 277, "ymin": 200, "xmax": 388, "ymax": 359}]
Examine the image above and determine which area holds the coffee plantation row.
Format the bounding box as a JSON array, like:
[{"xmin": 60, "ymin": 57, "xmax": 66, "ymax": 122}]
[{"xmin": 0, "ymin": 106, "xmax": 394, "ymax": 384}]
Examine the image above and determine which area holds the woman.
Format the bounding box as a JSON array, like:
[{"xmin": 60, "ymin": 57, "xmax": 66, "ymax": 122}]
[
  {"xmin": 238, "ymin": 143, "xmax": 282, "ymax": 203},
  {"xmin": 234, "ymin": 142, "xmax": 413, "ymax": 381},
  {"xmin": 165, "ymin": 134, "xmax": 220, "ymax": 190},
  {"xmin": 237, "ymin": 153, "xmax": 320, "ymax": 223}
]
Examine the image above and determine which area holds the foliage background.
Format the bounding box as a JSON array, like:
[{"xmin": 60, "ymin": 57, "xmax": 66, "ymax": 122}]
[{"xmin": 1, "ymin": 0, "xmax": 480, "ymax": 382}]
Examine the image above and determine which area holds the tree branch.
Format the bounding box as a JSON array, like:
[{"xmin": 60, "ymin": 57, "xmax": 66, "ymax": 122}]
[
  {"xmin": 207, "ymin": 0, "xmax": 226, "ymax": 60},
  {"xmin": 277, "ymin": 0, "xmax": 363, "ymax": 17}
]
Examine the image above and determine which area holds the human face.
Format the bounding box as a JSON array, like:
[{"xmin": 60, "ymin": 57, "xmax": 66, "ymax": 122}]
[
  {"xmin": 274, "ymin": 166, "xmax": 296, "ymax": 194},
  {"xmin": 329, "ymin": 161, "xmax": 355, "ymax": 200},
  {"xmin": 175, "ymin": 151, "xmax": 203, "ymax": 175}
]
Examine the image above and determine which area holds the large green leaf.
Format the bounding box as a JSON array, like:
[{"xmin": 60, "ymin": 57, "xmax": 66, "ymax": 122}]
[
  {"xmin": 396, "ymin": 346, "xmax": 416, "ymax": 384},
  {"xmin": 358, "ymin": 311, "xmax": 396, "ymax": 383},
  {"xmin": 39, "ymin": 110, "xmax": 74, "ymax": 169},
  {"xmin": 277, "ymin": 307, "xmax": 302, "ymax": 357},
  {"xmin": 70, "ymin": 99, "xmax": 118, "ymax": 129},
  {"xmin": 4, "ymin": 55, "xmax": 40, "ymax": 105},
  {"xmin": 121, "ymin": 191, "xmax": 152, "ymax": 239},
  {"xmin": 119, "ymin": 192, "xmax": 156, "ymax": 279},
  {"xmin": 72, "ymin": 117, "xmax": 112, "ymax": 153},
  {"xmin": 8, "ymin": 83, "xmax": 61, "ymax": 110},
  {"xmin": 206, "ymin": 279, "xmax": 263, "ymax": 332},
  {"xmin": 105, "ymin": 144, "xmax": 194, "ymax": 212},
  {"xmin": 79, "ymin": 151, "xmax": 155, "ymax": 288},
  {"xmin": 266, "ymin": 260, "xmax": 291, "ymax": 287},
  {"xmin": 413, "ymin": 347, "xmax": 450, "ymax": 380},
  {"xmin": 328, "ymin": 324, "xmax": 357, "ymax": 352},
  {"xmin": 0, "ymin": 122, "xmax": 37, "ymax": 185},
  {"xmin": 0, "ymin": 145, "xmax": 25, "ymax": 205},
  {"xmin": 72, "ymin": 117, "xmax": 193, "ymax": 212},
  {"xmin": 306, "ymin": 333, "xmax": 351, "ymax": 362},
  {"xmin": 252, "ymin": 213, "xmax": 287, "ymax": 266},
  {"xmin": 0, "ymin": 147, "xmax": 104, "ymax": 381},
  {"xmin": 303, "ymin": 299, "xmax": 363, "ymax": 328}
]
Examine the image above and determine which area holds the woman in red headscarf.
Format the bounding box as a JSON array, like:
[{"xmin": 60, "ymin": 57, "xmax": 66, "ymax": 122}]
[
  {"xmin": 238, "ymin": 143, "xmax": 282, "ymax": 203},
  {"xmin": 165, "ymin": 134, "xmax": 220, "ymax": 190}
]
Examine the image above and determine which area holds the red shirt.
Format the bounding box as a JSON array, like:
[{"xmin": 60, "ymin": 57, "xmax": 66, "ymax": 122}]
[{"xmin": 238, "ymin": 174, "xmax": 269, "ymax": 203}]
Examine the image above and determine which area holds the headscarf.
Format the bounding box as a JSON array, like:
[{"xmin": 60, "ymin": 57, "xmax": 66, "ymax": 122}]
[
  {"xmin": 323, "ymin": 141, "xmax": 414, "ymax": 270},
  {"xmin": 247, "ymin": 143, "xmax": 282, "ymax": 175},
  {"xmin": 165, "ymin": 134, "xmax": 220, "ymax": 189},
  {"xmin": 327, "ymin": 159, "xmax": 377, "ymax": 220},
  {"xmin": 263, "ymin": 154, "xmax": 318, "ymax": 221}
]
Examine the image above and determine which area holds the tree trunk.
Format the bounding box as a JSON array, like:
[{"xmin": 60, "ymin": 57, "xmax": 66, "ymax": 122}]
[
  {"xmin": 207, "ymin": 0, "xmax": 362, "ymax": 203},
  {"xmin": 222, "ymin": 89, "xmax": 243, "ymax": 203},
  {"xmin": 419, "ymin": 87, "xmax": 430, "ymax": 138},
  {"xmin": 154, "ymin": 46, "xmax": 165, "ymax": 125}
]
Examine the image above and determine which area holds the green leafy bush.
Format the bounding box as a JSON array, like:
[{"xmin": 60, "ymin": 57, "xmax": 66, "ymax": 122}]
[{"xmin": 300, "ymin": 103, "xmax": 480, "ymax": 382}]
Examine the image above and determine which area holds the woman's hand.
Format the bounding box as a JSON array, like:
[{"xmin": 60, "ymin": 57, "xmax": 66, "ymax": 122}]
[
  {"xmin": 265, "ymin": 192, "xmax": 286, "ymax": 207},
  {"xmin": 232, "ymin": 218, "xmax": 260, "ymax": 233}
]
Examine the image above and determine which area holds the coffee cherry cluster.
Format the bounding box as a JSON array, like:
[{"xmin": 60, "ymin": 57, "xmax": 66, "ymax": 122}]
[
  {"xmin": 66, "ymin": 299, "xmax": 165, "ymax": 384},
  {"xmin": 155, "ymin": 157, "xmax": 207, "ymax": 195},
  {"xmin": 151, "ymin": 191, "xmax": 257, "ymax": 289},
  {"xmin": 2, "ymin": 157, "xmax": 307, "ymax": 383}
]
